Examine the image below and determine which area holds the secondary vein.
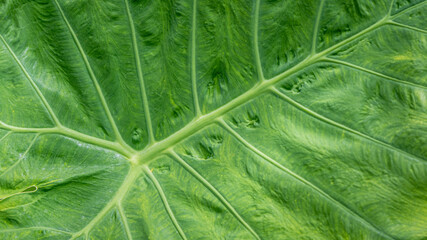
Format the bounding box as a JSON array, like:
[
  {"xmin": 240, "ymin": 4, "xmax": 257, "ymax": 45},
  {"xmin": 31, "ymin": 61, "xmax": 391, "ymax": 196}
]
[
  {"xmin": 118, "ymin": 203, "xmax": 133, "ymax": 240},
  {"xmin": 270, "ymin": 87, "xmax": 426, "ymax": 164},
  {"xmin": 322, "ymin": 57, "xmax": 427, "ymax": 89},
  {"xmin": 143, "ymin": 166, "xmax": 188, "ymax": 240},
  {"xmin": 0, "ymin": 133, "xmax": 40, "ymax": 179},
  {"xmin": 0, "ymin": 121, "xmax": 134, "ymax": 159},
  {"xmin": 253, "ymin": 0, "xmax": 264, "ymax": 81},
  {"xmin": 191, "ymin": 0, "xmax": 202, "ymax": 116},
  {"xmin": 387, "ymin": 20, "xmax": 427, "ymax": 34},
  {"xmin": 124, "ymin": 0, "xmax": 156, "ymax": 144},
  {"xmin": 311, "ymin": 0, "xmax": 326, "ymax": 55},
  {"xmin": 53, "ymin": 0, "xmax": 127, "ymax": 147},
  {"xmin": 218, "ymin": 119, "xmax": 395, "ymax": 240},
  {"xmin": 0, "ymin": 34, "xmax": 61, "ymax": 126},
  {"xmin": 169, "ymin": 150, "xmax": 261, "ymax": 240},
  {"xmin": 70, "ymin": 167, "xmax": 139, "ymax": 239}
]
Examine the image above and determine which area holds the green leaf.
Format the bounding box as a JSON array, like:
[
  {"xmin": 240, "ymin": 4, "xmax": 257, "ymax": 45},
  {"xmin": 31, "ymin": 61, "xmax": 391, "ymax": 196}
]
[{"xmin": 1, "ymin": 0, "xmax": 426, "ymax": 239}]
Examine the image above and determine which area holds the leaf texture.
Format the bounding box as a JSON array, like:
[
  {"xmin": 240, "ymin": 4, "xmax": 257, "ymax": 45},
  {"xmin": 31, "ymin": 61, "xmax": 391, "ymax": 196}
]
[{"xmin": 0, "ymin": 0, "xmax": 426, "ymax": 239}]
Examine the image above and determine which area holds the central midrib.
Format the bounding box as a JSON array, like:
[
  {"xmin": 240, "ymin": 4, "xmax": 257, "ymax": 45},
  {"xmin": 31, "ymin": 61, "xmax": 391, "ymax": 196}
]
[
  {"xmin": 130, "ymin": 17, "xmax": 388, "ymax": 165},
  {"xmin": 131, "ymin": 56, "xmax": 315, "ymax": 165}
]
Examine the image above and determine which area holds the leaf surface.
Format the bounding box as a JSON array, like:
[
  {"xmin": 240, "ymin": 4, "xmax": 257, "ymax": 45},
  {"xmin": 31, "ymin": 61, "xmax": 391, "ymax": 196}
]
[{"xmin": 0, "ymin": 0, "xmax": 426, "ymax": 239}]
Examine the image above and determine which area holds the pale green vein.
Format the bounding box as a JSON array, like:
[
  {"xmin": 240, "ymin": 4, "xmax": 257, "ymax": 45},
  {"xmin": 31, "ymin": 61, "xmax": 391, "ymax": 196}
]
[
  {"xmin": 118, "ymin": 203, "xmax": 133, "ymax": 240},
  {"xmin": 52, "ymin": 0, "xmax": 126, "ymax": 146},
  {"xmin": 322, "ymin": 57, "xmax": 427, "ymax": 89},
  {"xmin": 253, "ymin": 0, "xmax": 264, "ymax": 81},
  {"xmin": 0, "ymin": 227, "xmax": 72, "ymax": 235},
  {"xmin": 269, "ymin": 0, "xmax": 427, "ymax": 83},
  {"xmin": 0, "ymin": 131, "xmax": 11, "ymax": 142},
  {"xmin": 387, "ymin": 20, "xmax": 427, "ymax": 34},
  {"xmin": 388, "ymin": 0, "xmax": 395, "ymax": 16},
  {"xmin": 0, "ymin": 34, "xmax": 61, "ymax": 126},
  {"xmin": 269, "ymin": 17, "xmax": 387, "ymax": 83},
  {"xmin": 0, "ymin": 133, "xmax": 39, "ymax": 178},
  {"xmin": 0, "ymin": 121, "xmax": 58, "ymax": 134},
  {"xmin": 390, "ymin": 1, "xmax": 426, "ymax": 19},
  {"xmin": 191, "ymin": 0, "xmax": 201, "ymax": 116},
  {"xmin": 270, "ymin": 87, "xmax": 426, "ymax": 164},
  {"xmin": 70, "ymin": 167, "xmax": 139, "ymax": 240},
  {"xmin": 124, "ymin": 0, "xmax": 155, "ymax": 144},
  {"xmin": 217, "ymin": 119, "xmax": 395, "ymax": 240},
  {"xmin": 311, "ymin": 0, "xmax": 325, "ymax": 55},
  {"xmin": 143, "ymin": 166, "xmax": 187, "ymax": 240},
  {"xmin": 0, "ymin": 193, "xmax": 39, "ymax": 211},
  {"xmin": 169, "ymin": 150, "xmax": 261, "ymax": 240},
  {"xmin": 0, "ymin": 121, "xmax": 134, "ymax": 157},
  {"xmin": 60, "ymin": 127, "xmax": 135, "ymax": 157}
]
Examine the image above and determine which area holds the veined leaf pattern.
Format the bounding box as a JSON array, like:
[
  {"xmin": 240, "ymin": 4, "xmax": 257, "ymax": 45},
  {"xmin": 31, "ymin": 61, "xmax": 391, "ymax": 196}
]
[{"xmin": 0, "ymin": 0, "xmax": 426, "ymax": 239}]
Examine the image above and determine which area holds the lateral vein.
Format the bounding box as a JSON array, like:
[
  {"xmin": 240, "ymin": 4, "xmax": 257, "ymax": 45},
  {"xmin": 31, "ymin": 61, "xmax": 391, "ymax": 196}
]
[
  {"xmin": 191, "ymin": 0, "xmax": 202, "ymax": 116},
  {"xmin": 143, "ymin": 166, "xmax": 187, "ymax": 240},
  {"xmin": 124, "ymin": 0, "xmax": 156, "ymax": 144},
  {"xmin": 253, "ymin": 0, "xmax": 264, "ymax": 81},
  {"xmin": 388, "ymin": 0, "xmax": 396, "ymax": 16},
  {"xmin": 169, "ymin": 150, "xmax": 261, "ymax": 240},
  {"xmin": 0, "ymin": 131, "xmax": 12, "ymax": 143},
  {"xmin": 0, "ymin": 34, "xmax": 61, "ymax": 126},
  {"xmin": 0, "ymin": 227, "xmax": 72, "ymax": 235},
  {"xmin": 270, "ymin": 87, "xmax": 426, "ymax": 164},
  {"xmin": 218, "ymin": 119, "xmax": 395, "ymax": 240},
  {"xmin": 53, "ymin": 0, "xmax": 126, "ymax": 146},
  {"xmin": 118, "ymin": 203, "xmax": 133, "ymax": 240},
  {"xmin": 268, "ymin": 17, "xmax": 387, "ymax": 83},
  {"xmin": 387, "ymin": 20, "xmax": 427, "ymax": 34},
  {"xmin": 311, "ymin": 0, "xmax": 326, "ymax": 55},
  {"xmin": 0, "ymin": 121, "xmax": 134, "ymax": 157},
  {"xmin": 70, "ymin": 167, "xmax": 139, "ymax": 240},
  {"xmin": 390, "ymin": 1, "xmax": 426, "ymax": 19},
  {"xmin": 322, "ymin": 57, "xmax": 427, "ymax": 89},
  {"xmin": 0, "ymin": 133, "xmax": 40, "ymax": 178}
]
